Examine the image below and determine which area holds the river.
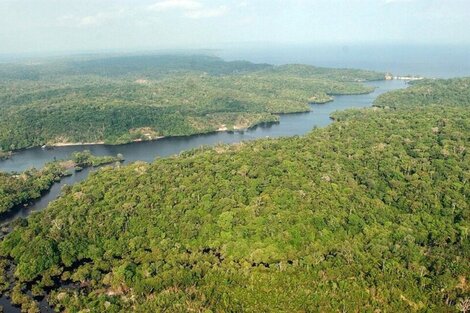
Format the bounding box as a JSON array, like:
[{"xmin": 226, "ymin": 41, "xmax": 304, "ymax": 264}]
[
  {"xmin": 0, "ymin": 79, "xmax": 406, "ymax": 225},
  {"xmin": 0, "ymin": 79, "xmax": 406, "ymax": 173},
  {"xmin": 0, "ymin": 79, "xmax": 406, "ymax": 312}
]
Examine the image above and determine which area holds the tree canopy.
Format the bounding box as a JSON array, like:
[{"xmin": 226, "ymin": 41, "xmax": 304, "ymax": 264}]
[
  {"xmin": 0, "ymin": 78, "xmax": 468, "ymax": 312},
  {"xmin": 0, "ymin": 151, "xmax": 122, "ymax": 214},
  {"xmin": 0, "ymin": 54, "xmax": 384, "ymax": 152}
]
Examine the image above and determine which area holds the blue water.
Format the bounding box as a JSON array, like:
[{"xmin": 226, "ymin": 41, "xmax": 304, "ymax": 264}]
[
  {"xmin": 0, "ymin": 80, "xmax": 405, "ymax": 173},
  {"xmin": 215, "ymin": 43, "xmax": 470, "ymax": 78},
  {"xmin": 0, "ymin": 44, "xmax": 465, "ymax": 312}
]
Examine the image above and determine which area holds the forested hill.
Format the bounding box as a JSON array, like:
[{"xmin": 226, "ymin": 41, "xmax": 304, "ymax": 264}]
[
  {"xmin": 1, "ymin": 78, "xmax": 468, "ymax": 312},
  {"xmin": 0, "ymin": 54, "xmax": 383, "ymax": 81},
  {"xmin": 0, "ymin": 54, "xmax": 271, "ymax": 80},
  {"xmin": 374, "ymin": 77, "xmax": 470, "ymax": 108},
  {"xmin": 0, "ymin": 54, "xmax": 384, "ymax": 152}
]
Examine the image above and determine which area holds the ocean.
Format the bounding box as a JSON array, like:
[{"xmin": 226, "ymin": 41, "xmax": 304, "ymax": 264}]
[{"xmin": 215, "ymin": 43, "xmax": 470, "ymax": 78}]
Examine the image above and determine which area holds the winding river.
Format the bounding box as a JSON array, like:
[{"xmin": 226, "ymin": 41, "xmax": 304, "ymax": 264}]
[
  {"xmin": 0, "ymin": 79, "xmax": 406, "ymax": 312},
  {"xmin": 0, "ymin": 79, "xmax": 406, "ymax": 224},
  {"xmin": 1, "ymin": 80, "xmax": 406, "ymax": 173}
]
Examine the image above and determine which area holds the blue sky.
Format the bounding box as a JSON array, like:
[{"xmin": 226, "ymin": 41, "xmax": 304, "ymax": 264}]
[{"xmin": 1, "ymin": 0, "xmax": 469, "ymax": 54}]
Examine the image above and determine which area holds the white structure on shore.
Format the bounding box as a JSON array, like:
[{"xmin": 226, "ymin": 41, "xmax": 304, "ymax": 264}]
[{"xmin": 394, "ymin": 75, "xmax": 424, "ymax": 81}]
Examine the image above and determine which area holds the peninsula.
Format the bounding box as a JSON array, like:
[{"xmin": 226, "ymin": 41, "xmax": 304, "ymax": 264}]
[{"xmin": 0, "ymin": 54, "xmax": 385, "ymax": 154}]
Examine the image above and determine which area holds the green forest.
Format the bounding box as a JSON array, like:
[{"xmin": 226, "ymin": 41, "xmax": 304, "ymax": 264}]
[
  {"xmin": 0, "ymin": 55, "xmax": 384, "ymax": 152},
  {"xmin": 0, "ymin": 78, "xmax": 468, "ymax": 312},
  {"xmin": 0, "ymin": 152, "xmax": 123, "ymax": 214},
  {"xmin": 0, "ymin": 162, "xmax": 66, "ymax": 215}
]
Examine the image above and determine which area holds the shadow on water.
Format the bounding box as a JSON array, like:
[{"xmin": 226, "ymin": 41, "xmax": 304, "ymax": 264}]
[
  {"xmin": 0, "ymin": 296, "xmax": 53, "ymax": 313},
  {"xmin": 0, "ymin": 297, "xmax": 21, "ymax": 313}
]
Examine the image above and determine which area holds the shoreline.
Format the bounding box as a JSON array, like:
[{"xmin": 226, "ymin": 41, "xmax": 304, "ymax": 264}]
[
  {"xmin": 50, "ymin": 141, "xmax": 105, "ymax": 147},
  {"xmin": 45, "ymin": 136, "xmax": 166, "ymax": 148},
  {"xmin": 0, "ymin": 156, "xmax": 124, "ymax": 225},
  {"xmin": 0, "ymin": 85, "xmax": 383, "ymax": 158},
  {"xmin": 3, "ymin": 121, "xmax": 286, "ymax": 156}
]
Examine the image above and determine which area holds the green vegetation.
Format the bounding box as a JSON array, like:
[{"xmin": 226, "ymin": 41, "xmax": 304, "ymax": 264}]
[
  {"xmin": 374, "ymin": 77, "xmax": 470, "ymax": 108},
  {"xmin": 0, "ymin": 152, "xmax": 123, "ymax": 214},
  {"xmin": 71, "ymin": 150, "xmax": 124, "ymax": 168},
  {"xmin": 0, "ymin": 55, "xmax": 384, "ymax": 151},
  {"xmin": 0, "ymin": 78, "xmax": 468, "ymax": 312},
  {"xmin": 0, "ymin": 162, "xmax": 68, "ymax": 214}
]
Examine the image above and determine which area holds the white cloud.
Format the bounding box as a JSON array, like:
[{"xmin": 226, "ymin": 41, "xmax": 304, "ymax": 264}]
[
  {"xmin": 148, "ymin": 0, "xmax": 228, "ymax": 19},
  {"xmin": 59, "ymin": 9, "xmax": 127, "ymax": 27}
]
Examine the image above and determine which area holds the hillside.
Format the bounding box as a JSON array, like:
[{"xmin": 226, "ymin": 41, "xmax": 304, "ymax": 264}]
[
  {"xmin": 0, "ymin": 78, "xmax": 468, "ymax": 312},
  {"xmin": 0, "ymin": 55, "xmax": 384, "ymax": 152}
]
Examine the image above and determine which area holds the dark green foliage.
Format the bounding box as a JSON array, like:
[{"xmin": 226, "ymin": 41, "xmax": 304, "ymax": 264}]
[
  {"xmin": 66, "ymin": 54, "xmax": 272, "ymax": 78},
  {"xmin": 1, "ymin": 78, "xmax": 468, "ymax": 311},
  {"xmin": 0, "ymin": 152, "xmax": 122, "ymax": 214},
  {"xmin": 71, "ymin": 150, "xmax": 123, "ymax": 167},
  {"xmin": 265, "ymin": 63, "xmax": 384, "ymax": 82},
  {"xmin": 0, "ymin": 55, "xmax": 383, "ymax": 151},
  {"xmin": 0, "ymin": 163, "xmax": 66, "ymax": 214},
  {"xmin": 374, "ymin": 78, "xmax": 470, "ymax": 109}
]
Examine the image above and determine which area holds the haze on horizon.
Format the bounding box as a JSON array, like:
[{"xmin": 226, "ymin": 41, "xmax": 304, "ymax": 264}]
[{"xmin": 1, "ymin": 0, "xmax": 469, "ymax": 55}]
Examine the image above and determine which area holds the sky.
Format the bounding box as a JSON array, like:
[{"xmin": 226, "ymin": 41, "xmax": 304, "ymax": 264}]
[{"xmin": 0, "ymin": 0, "xmax": 469, "ymax": 54}]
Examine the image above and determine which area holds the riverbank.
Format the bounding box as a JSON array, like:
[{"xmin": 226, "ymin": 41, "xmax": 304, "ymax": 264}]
[
  {"xmin": 0, "ymin": 162, "xmax": 71, "ymax": 216},
  {"xmin": 2, "ymin": 77, "xmax": 466, "ymax": 313},
  {"xmin": 50, "ymin": 141, "xmax": 105, "ymax": 147},
  {"xmin": 0, "ymin": 79, "xmax": 407, "ymax": 312},
  {"xmin": 0, "ymin": 151, "xmax": 12, "ymax": 161},
  {"xmin": 3, "ymin": 119, "xmax": 282, "ymax": 161},
  {"xmin": 50, "ymin": 135, "xmax": 167, "ymax": 147},
  {"xmin": 0, "ymin": 152, "xmax": 124, "ymax": 219},
  {"xmin": 0, "ymin": 80, "xmax": 407, "ymax": 173}
]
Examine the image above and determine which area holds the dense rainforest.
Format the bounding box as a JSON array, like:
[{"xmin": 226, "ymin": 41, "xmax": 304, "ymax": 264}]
[
  {"xmin": 0, "ymin": 78, "xmax": 468, "ymax": 312},
  {"xmin": 0, "ymin": 54, "xmax": 385, "ymax": 152},
  {"xmin": 0, "ymin": 163, "xmax": 66, "ymax": 215},
  {"xmin": 0, "ymin": 151, "xmax": 123, "ymax": 215}
]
